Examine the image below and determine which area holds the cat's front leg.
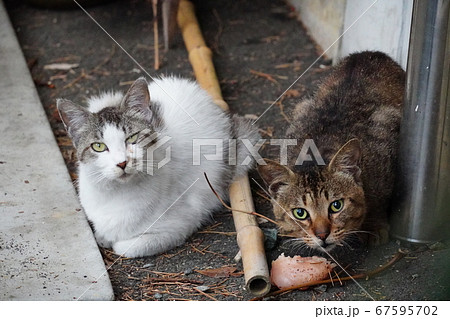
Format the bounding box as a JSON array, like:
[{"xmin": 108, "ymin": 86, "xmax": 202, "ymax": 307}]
[{"xmin": 112, "ymin": 233, "xmax": 185, "ymax": 258}]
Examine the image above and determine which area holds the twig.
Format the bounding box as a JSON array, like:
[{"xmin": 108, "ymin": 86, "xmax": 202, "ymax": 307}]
[
  {"xmin": 127, "ymin": 276, "xmax": 142, "ymax": 280},
  {"xmin": 190, "ymin": 243, "xmax": 206, "ymax": 255},
  {"xmin": 168, "ymin": 298, "xmax": 194, "ymax": 301},
  {"xmin": 258, "ymin": 127, "xmax": 274, "ymax": 138},
  {"xmin": 212, "ymin": 8, "xmax": 223, "ymax": 54},
  {"xmin": 143, "ymin": 270, "xmax": 183, "ymax": 276},
  {"xmin": 143, "ymin": 277, "xmax": 203, "ymax": 284},
  {"xmin": 201, "ymin": 248, "xmax": 229, "ymax": 259},
  {"xmin": 251, "ymin": 249, "xmax": 407, "ymax": 300},
  {"xmin": 197, "ymin": 230, "xmax": 236, "ymax": 236},
  {"xmin": 328, "ymin": 268, "xmax": 334, "ymax": 287},
  {"xmin": 62, "ymin": 45, "xmax": 116, "ymax": 89},
  {"xmin": 162, "ymin": 248, "xmax": 186, "ymax": 259},
  {"xmin": 334, "ymin": 270, "xmax": 343, "ymax": 286},
  {"xmin": 204, "ymin": 173, "xmax": 279, "ymax": 226},
  {"xmin": 278, "ymin": 233, "xmax": 298, "ymax": 238},
  {"xmin": 203, "ymin": 222, "xmax": 223, "ymax": 231},
  {"xmin": 193, "ymin": 287, "xmax": 218, "ymax": 301},
  {"xmin": 61, "ymin": 69, "xmax": 87, "ymax": 89},
  {"xmin": 256, "ymin": 191, "xmax": 271, "ymax": 202},
  {"xmin": 151, "ymin": 281, "xmax": 198, "ymax": 286},
  {"xmin": 250, "ymin": 69, "xmax": 278, "ymax": 84},
  {"xmin": 334, "ymin": 264, "xmax": 352, "ymax": 278},
  {"xmin": 276, "ymin": 97, "xmax": 292, "ymax": 124}
]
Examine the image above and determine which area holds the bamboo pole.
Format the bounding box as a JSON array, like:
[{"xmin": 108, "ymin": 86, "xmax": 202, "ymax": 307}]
[{"xmin": 177, "ymin": 0, "xmax": 271, "ymax": 297}]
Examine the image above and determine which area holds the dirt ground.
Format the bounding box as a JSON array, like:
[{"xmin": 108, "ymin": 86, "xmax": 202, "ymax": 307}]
[{"xmin": 5, "ymin": 0, "xmax": 450, "ymax": 301}]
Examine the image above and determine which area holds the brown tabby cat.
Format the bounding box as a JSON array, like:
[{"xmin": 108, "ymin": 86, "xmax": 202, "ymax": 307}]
[{"xmin": 258, "ymin": 51, "xmax": 405, "ymax": 252}]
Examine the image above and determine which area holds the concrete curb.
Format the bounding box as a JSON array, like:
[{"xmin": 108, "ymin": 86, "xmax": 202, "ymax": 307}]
[{"xmin": 0, "ymin": 0, "xmax": 114, "ymax": 300}]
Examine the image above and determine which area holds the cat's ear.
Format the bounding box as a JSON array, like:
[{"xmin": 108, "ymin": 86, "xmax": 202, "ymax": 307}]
[
  {"xmin": 328, "ymin": 138, "xmax": 362, "ymax": 180},
  {"xmin": 57, "ymin": 98, "xmax": 90, "ymax": 146},
  {"xmin": 121, "ymin": 77, "xmax": 153, "ymax": 121},
  {"xmin": 258, "ymin": 159, "xmax": 295, "ymax": 196},
  {"xmin": 121, "ymin": 77, "xmax": 151, "ymax": 109}
]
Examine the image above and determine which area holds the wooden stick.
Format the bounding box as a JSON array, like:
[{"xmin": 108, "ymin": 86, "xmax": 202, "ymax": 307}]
[
  {"xmin": 152, "ymin": 0, "xmax": 160, "ymax": 70},
  {"xmin": 177, "ymin": 0, "xmax": 271, "ymax": 297},
  {"xmin": 177, "ymin": 0, "xmax": 228, "ymax": 110}
]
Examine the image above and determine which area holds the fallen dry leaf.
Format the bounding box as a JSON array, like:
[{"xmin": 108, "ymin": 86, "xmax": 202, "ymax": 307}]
[
  {"xmin": 195, "ymin": 266, "xmax": 242, "ymax": 278},
  {"xmin": 285, "ymin": 89, "xmax": 301, "ymax": 98}
]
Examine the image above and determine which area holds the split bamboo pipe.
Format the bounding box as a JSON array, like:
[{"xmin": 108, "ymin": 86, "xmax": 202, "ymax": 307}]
[{"xmin": 177, "ymin": 0, "xmax": 271, "ymax": 297}]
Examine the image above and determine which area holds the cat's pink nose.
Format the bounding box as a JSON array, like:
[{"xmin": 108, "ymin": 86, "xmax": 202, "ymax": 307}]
[
  {"xmin": 315, "ymin": 231, "xmax": 329, "ymax": 241},
  {"xmin": 117, "ymin": 161, "xmax": 127, "ymax": 170}
]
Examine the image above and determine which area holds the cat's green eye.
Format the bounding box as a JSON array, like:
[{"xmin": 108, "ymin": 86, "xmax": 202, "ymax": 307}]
[
  {"xmin": 126, "ymin": 133, "xmax": 139, "ymax": 144},
  {"xmin": 329, "ymin": 199, "xmax": 344, "ymax": 213},
  {"xmin": 292, "ymin": 208, "xmax": 309, "ymax": 220},
  {"xmin": 91, "ymin": 142, "xmax": 107, "ymax": 152}
]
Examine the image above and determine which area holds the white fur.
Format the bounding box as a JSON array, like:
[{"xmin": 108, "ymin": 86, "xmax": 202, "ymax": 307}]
[
  {"xmin": 78, "ymin": 77, "xmax": 252, "ymax": 257},
  {"xmin": 87, "ymin": 91, "xmax": 123, "ymax": 113}
]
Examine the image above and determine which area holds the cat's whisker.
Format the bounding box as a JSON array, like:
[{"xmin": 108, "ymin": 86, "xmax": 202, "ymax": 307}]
[
  {"xmin": 86, "ymin": 171, "xmax": 108, "ymax": 185},
  {"xmin": 336, "ymin": 232, "xmax": 364, "ymax": 252},
  {"xmin": 345, "ymin": 230, "xmax": 374, "ymax": 235},
  {"xmin": 293, "ymin": 244, "xmax": 310, "ymax": 255},
  {"xmin": 293, "ymin": 241, "xmax": 309, "ymax": 252},
  {"xmin": 283, "ymin": 237, "xmax": 312, "ymax": 255},
  {"xmin": 345, "ymin": 229, "xmax": 380, "ymax": 243},
  {"xmin": 134, "ymin": 159, "xmax": 157, "ymax": 163},
  {"xmin": 85, "ymin": 172, "xmax": 101, "ymax": 181},
  {"xmin": 132, "ymin": 161, "xmax": 159, "ymax": 166},
  {"xmin": 88, "ymin": 173, "xmax": 103, "ymax": 180},
  {"xmin": 93, "ymin": 176, "xmax": 107, "ymax": 185},
  {"xmin": 281, "ymin": 238, "xmax": 299, "ymax": 249},
  {"xmin": 340, "ymin": 239, "xmax": 354, "ymax": 250},
  {"xmin": 88, "ymin": 171, "xmax": 105, "ymax": 180},
  {"xmin": 85, "ymin": 169, "xmax": 103, "ymax": 176}
]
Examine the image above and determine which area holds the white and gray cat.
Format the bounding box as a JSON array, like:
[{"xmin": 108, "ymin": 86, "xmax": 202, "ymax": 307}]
[{"xmin": 57, "ymin": 77, "xmax": 259, "ymax": 258}]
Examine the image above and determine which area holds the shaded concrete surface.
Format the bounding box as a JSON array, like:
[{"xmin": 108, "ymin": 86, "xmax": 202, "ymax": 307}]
[{"xmin": 0, "ymin": 0, "xmax": 113, "ymax": 300}]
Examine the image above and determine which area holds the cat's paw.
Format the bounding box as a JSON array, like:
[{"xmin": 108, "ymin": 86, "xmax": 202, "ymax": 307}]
[
  {"xmin": 112, "ymin": 237, "xmax": 161, "ymax": 258},
  {"xmin": 112, "ymin": 240, "xmax": 137, "ymax": 257},
  {"xmin": 112, "ymin": 233, "xmax": 186, "ymax": 258}
]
